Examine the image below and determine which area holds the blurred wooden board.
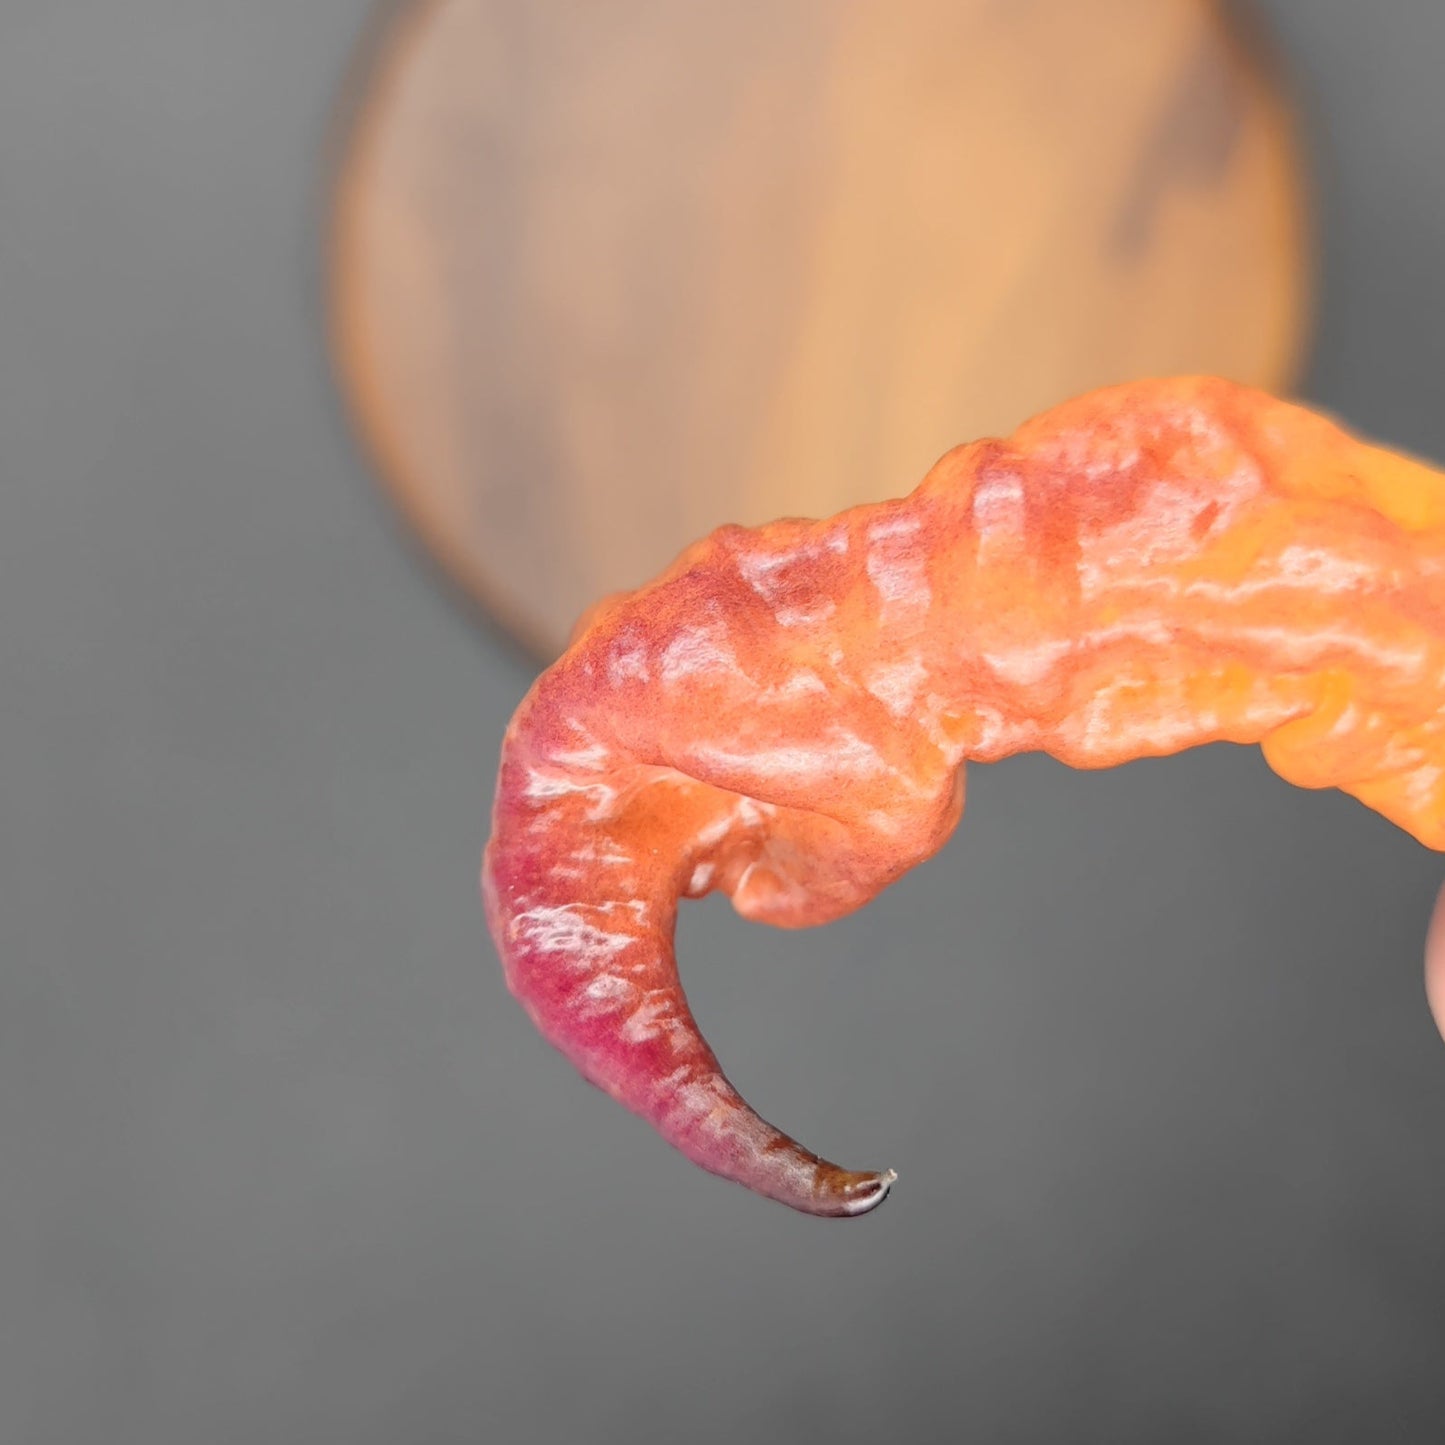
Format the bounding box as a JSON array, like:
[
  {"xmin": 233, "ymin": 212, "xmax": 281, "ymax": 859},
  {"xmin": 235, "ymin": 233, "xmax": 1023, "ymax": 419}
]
[{"xmin": 329, "ymin": 0, "xmax": 1311, "ymax": 658}]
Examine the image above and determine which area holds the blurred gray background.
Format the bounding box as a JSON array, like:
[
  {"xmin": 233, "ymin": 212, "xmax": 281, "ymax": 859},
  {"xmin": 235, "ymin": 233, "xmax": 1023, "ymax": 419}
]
[{"xmin": 3, "ymin": 3, "xmax": 1444, "ymax": 1442}]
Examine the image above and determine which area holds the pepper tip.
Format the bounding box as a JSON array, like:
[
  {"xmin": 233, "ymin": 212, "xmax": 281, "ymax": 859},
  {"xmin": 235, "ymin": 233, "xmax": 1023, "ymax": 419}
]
[{"xmin": 836, "ymin": 1167, "xmax": 897, "ymax": 1217}]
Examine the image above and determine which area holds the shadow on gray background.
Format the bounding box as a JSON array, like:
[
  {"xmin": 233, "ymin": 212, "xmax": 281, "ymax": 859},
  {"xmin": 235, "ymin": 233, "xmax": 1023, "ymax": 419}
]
[{"xmin": 1, "ymin": 3, "xmax": 1442, "ymax": 1441}]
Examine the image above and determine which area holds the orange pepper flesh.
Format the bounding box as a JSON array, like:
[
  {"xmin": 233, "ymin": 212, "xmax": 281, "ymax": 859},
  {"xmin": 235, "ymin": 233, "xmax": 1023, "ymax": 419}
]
[{"xmin": 482, "ymin": 377, "xmax": 1445, "ymax": 1217}]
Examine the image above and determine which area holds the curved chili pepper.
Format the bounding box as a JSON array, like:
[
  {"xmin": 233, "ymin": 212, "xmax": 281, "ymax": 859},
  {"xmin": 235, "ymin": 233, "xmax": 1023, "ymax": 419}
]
[{"xmin": 483, "ymin": 377, "xmax": 1445, "ymax": 1217}]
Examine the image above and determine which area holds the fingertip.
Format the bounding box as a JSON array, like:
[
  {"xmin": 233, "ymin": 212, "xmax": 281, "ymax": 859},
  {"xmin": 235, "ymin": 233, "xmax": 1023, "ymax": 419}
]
[{"xmin": 1426, "ymin": 883, "xmax": 1445, "ymax": 1043}]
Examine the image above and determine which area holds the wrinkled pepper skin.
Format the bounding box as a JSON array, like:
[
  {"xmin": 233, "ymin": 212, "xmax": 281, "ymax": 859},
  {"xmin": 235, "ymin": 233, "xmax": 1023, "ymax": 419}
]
[{"xmin": 483, "ymin": 377, "xmax": 1445, "ymax": 1217}]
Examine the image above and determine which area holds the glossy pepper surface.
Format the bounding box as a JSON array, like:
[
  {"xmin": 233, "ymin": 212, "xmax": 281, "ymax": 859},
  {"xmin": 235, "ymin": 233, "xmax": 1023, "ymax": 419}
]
[{"xmin": 483, "ymin": 377, "xmax": 1445, "ymax": 1217}]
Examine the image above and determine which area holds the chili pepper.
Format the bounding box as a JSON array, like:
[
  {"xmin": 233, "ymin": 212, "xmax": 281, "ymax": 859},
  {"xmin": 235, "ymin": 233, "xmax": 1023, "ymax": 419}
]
[{"xmin": 482, "ymin": 376, "xmax": 1445, "ymax": 1217}]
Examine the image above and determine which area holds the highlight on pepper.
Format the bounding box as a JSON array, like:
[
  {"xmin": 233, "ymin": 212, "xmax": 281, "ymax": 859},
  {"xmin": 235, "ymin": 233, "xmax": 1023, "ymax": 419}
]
[{"xmin": 483, "ymin": 376, "xmax": 1445, "ymax": 1217}]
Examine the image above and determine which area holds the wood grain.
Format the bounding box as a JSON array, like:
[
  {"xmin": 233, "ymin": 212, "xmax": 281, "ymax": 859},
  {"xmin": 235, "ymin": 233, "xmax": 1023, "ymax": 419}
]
[{"xmin": 329, "ymin": 0, "xmax": 1312, "ymax": 657}]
